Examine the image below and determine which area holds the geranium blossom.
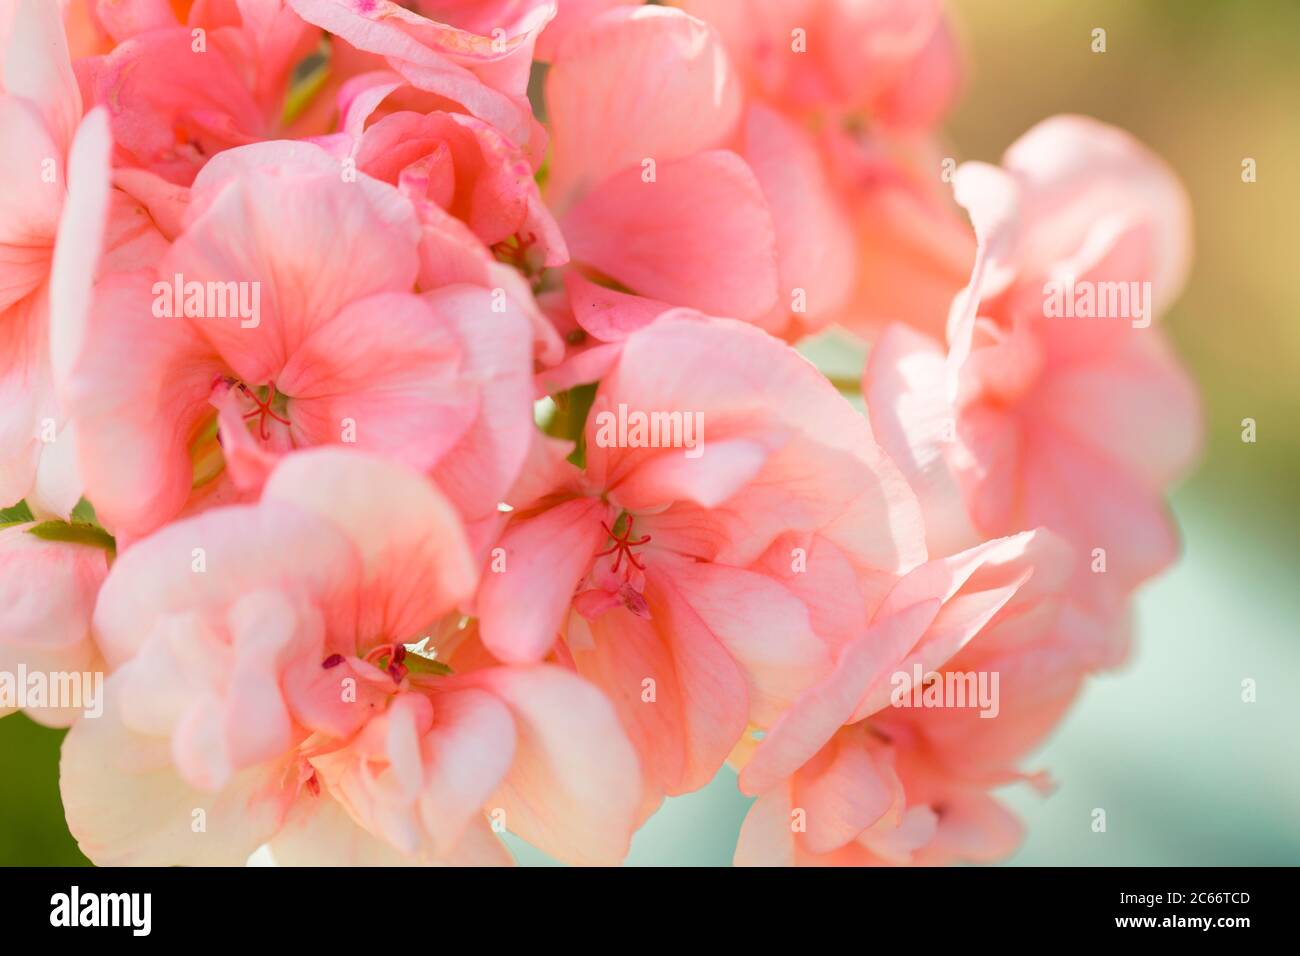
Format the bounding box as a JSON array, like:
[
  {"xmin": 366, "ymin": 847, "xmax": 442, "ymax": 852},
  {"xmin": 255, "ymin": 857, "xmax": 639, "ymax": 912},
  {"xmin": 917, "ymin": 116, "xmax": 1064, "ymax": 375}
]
[
  {"xmin": 60, "ymin": 449, "xmax": 640, "ymax": 865},
  {"xmin": 0, "ymin": 0, "xmax": 1202, "ymax": 869},
  {"xmin": 478, "ymin": 313, "xmax": 926, "ymax": 817}
]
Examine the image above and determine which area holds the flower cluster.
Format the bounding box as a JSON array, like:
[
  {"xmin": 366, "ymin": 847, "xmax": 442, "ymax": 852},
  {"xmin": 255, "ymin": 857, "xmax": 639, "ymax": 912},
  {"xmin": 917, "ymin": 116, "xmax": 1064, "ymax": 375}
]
[{"xmin": 0, "ymin": 0, "xmax": 1199, "ymax": 867}]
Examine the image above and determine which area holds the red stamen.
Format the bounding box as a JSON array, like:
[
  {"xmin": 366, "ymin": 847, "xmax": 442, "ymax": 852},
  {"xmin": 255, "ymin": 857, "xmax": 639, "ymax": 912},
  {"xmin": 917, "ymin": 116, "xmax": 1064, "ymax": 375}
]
[
  {"xmin": 594, "ymin": 517, "xmax": 652, "ymax": 575},
  {"xmin": 491, "ymin": 231, "xmax": 539, "ymax": 273},
  {"xmin": 238, "ymin": 383, "xmax": 291, "ymax": 441},
  {"xmin": 364, "ymin": 642, "xmax": 409, "ymax": 684}
]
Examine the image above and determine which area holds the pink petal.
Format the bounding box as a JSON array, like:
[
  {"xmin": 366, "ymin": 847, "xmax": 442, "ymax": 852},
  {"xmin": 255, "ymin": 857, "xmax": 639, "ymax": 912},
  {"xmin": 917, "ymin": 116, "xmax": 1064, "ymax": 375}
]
[
  {"xmin": 418, "ymin": 685, "xmax": 517, "ymax": 854},
  {"xmin": 562, "ymin": 150, "xmax": 778, "ymax": 321},
  {"xmin": 795, "ymin": 733, "xmax": 899, "ymax": 855},
  {"xmin": 468, "ymin": 664, "xmax": 641, "ymax": 866},
  {"xmin": 476, "ymin": 496, "xmax": 608, "ymax": 663},
  {"xmin": 733, "ymin": 787, "xmax": 797, "ymax": 867},
  {"xmin": 425, "ymin": 284, "xmax": 537, "ymax": 527},
  {"xmin": 0, "ymin": 96, "xmax": 61, "ymax": 312},
  {"xmin": 262, "ymin": 449, "xmax": 479, "ymax": 642},
  {"xmin": 79, "ymin": 28, "xmax": 264, "ymax": 185},
  {"xmin": 48, "ymin": 107, "xmax": 112, "ymax": 396},
  {"xmin": 864, "ymin": 322, "xmax": 979, "ymax": 557},
  {"xmin": 60, "ymin": 675, "xmax": 296, "ymax": 866},
  {"xmin": 545, "ymin": 5, "xmax": 742, "ymax": 208},
  {"xmin": 0, "ymin": 525, "xmax": 107, "ymax": 724},
  {"xmin": 741, "ymin": 104, "xmax": 855, "ymax": 335},
  {"xmin": 1035, "ymin": 329, "xmax": 1202, "ymax": 492},
  {"xmin": 3, "ymin": 0, "xmax": 81, "ymax": 153},
  {"xmin": 66, "ymin": 272, "xmax": 225, "ymax": 538},
  {"xmin": 564, "ymin": 270, "xmax": 670, "ymax": 343},
  {"xmin": 167, "ymin": 163, "xmax": 419, "ymax": 385},
  {"xmin": 277, "ymin": 291, "xmax": 474, "ymax": 474},
  {"xmin": 1002, "ymin": 114, "xmax": 1193, "ymax": 315},
  {"xmin": 661, "ymin": 556, "xmax": 831, "ymax": 727},
  {"xmin": 287, "ymin": 0, "xmax": 541, "ymax": 145},
  {"xmin": 737, "ymin": 601, "xmax": 939, "ymax": 796}
]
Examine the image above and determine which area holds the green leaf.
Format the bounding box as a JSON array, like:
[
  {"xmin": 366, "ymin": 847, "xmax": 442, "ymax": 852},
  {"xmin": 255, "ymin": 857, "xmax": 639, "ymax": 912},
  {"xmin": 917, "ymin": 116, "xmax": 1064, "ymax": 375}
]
[
  {"xmin": 26, "ymin": 521, "xmax": 116, "ymax": 554},
  {"xmin": 403, "ymin": 654, "xmax": 454, "ymax": 677},
  {"xmin": 281, "ymin": 41, "xmax": 331, "ymax": 127},
  {"xmin": 70, "ymin": 498, "xmax": 99, "ymax": 526},
  {"xmin": 544, "ymin": 382, "xmax": 598, "ymax": 468},
  {"xmin": 0, "ymin": 501, "xmax": 34, "ymax": 527}
]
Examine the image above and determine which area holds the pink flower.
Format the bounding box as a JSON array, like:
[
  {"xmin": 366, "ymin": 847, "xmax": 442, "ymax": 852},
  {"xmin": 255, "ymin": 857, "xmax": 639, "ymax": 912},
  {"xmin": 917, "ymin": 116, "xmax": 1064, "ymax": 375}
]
[
  {"xmin": 66, "ymin": 142, "xmax": 537, "ymax": 545},
  {"xmin": 533, "ymin": 0, "xmax": 635, "ymax": 61},
  {"xmin": 0, "ymin": 0, "xmax": 103, "ymax": 516},
  {"xmin": 348, "ymin": 104, "xmax": 565, "ymax": 267},
  {"xmin": 60, "ymin": 449, "xmax": 642, "ymax": 865},
  {"xmin": 733, "ymin": 530, "xmax": 1113, "ymax": 865},
  {"xmin": 319, "ymin": 78, "xmax": 569, "ymax": 332},
  {"xmin": 0, "ymin": 518, "xmax": 110, "ymax": 727},
  {"xmin": 543, "ymin": 6, "xmax": 780, "ymax": 325},
  {"xmin": 678, "ymin": 0, "xmax": 972, "ymax": 340},
  {"xmin": 677, "ymin": 0, "xmax": 958, "ymax": 124},
  {"xmin": 0, "ymin": 0, "xmax": 1207, "ymax": 870},
  {"xmin": 864, "ymin": 115, "xmax": 1200, "ymax": 617},
  {"xmin": 287, "ymin": 0, "xmax": 555, "ymax": 149},
  {"xmin": 477, "ymin": 314, "xmax": 926, "ymax": 817},
  {"xmin": 76, "ymin": 1, "xmax": 322, "ymax": 184}
]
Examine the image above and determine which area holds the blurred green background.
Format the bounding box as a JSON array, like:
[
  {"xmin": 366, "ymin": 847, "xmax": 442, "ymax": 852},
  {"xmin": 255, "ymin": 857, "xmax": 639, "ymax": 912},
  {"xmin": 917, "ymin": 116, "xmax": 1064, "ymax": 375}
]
[{"xmin": 3, "ymin": 0, "xmax": 1297, "ymax": 866}]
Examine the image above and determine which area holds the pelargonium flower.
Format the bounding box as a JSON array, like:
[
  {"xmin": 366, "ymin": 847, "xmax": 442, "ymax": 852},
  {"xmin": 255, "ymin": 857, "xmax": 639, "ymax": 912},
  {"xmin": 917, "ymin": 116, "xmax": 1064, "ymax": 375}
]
[
  {"xmin": 865, "ymin": 115, "xmax": 1200, "ymax": 619},
  {"xmin": 0, "ymin": 0, "xmax": 1207, "ymax": 872},
  {"xmin": 288, "ymin": 0, "xmax": 556, "ymax": 150},
  {"xmin": 0, "ymin": 1, "xmax": 160, "ymax": 517},
  {"xmin": 732, "ymin": 530, "xmax": 1115, "ymax": 865},
  {"xmin": 679, "ymin": 0, "xmax": 973, "ymax": 341},
  {"xmin": 543, "ymin": 6, "xmax": 780, "ymax": 325},
  {"xmin": 0, "ymin": 515, "xmax": 111, "ymax": 727},
  {"xmin": 317, "ymin": 78, "xmax": 569, "ymax": 360},
  {"xmin": 65, "ymin": 142, "xmax": 537, "ymax": 546},
  {"xmin": 477, "ymin": 314, "xmax": 926, "ymax": 817},
  {"xmin": 75, "ymin": 0, "xmax": 324, "ymax": 184},
  {"xmin": 60, "ymin": 449, "xmax": 641, "ymax": 865}
]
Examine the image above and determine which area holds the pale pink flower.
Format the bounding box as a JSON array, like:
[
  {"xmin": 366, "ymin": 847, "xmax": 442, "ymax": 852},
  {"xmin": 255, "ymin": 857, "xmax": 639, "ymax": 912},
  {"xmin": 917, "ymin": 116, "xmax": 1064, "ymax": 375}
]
[
  {"xmin": 865, "ymin": 115, "xmax": 1200, "ymax": 616},
  {"xmin": 677, "ymin": 0, "xmax": 958, "ymax": 124},
  {"xmin": 303, "ymin": 72, "xmax": 567, "ymax": 362},
  {"xmin": 678, "ymin": 0, "xmax": 972, "ymax": 341},
  {"xmin": 65, "ymin": 142, "xmax": 536, "ymax": 544},
  {"xmin": 733, "ymin": 530, "xmax": 1113, "ymax": 865},
  {"xmin": 319, "ymin": 77, "xmax": 568, "ymax": 335},
  {"xmin": 533, "ymin": 0, "xmax": 635, "ymax": 61},
  {"xmin": 543, "ymin": 6, "xmax": 780, "ymax": 325},
  {"xmin": 287, "ymin": 0, "xmax": 555, "ymax": 149},
  {"xmin": 60, "ymin": 449, "xmax": 641, "ymax": 866},
  {"xmin": 76, "ymin": 0, "xmax": 322, "ymax": 184},
  {"xmin": 477, "ymin": 314, "xmax": 926, "ymax": 817},
  {"xmin": 0, "ymin": 520, "xmax": 110, "ymax": 727},
  {"xmin": 0, "ymin": 0, "xmax": 116, "ymax": 517}
]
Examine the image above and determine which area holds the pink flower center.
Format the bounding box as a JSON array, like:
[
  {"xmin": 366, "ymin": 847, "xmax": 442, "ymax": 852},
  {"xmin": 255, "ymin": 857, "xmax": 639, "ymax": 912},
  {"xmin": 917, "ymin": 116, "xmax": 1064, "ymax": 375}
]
[
  {"xmin": 363, "ymin": 642, "xmax": 409, "ymax": 684},
  {"xmin": 492, "ymin": 230, "xmax": 541, "ymax": 275}
]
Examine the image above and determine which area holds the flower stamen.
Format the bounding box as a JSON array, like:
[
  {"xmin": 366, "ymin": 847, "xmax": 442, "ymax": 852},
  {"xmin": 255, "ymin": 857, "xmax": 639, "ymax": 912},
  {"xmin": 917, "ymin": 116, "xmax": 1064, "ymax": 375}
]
[
  {"xmin": 238, "ymin": 382, "xmax": 292, "ymax": 440},
  {"xmin": 594, "ymin": 516, "xmax": 652, "ymax": 575}
]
